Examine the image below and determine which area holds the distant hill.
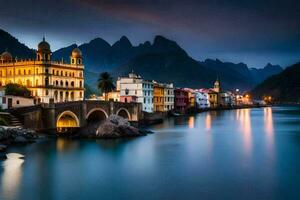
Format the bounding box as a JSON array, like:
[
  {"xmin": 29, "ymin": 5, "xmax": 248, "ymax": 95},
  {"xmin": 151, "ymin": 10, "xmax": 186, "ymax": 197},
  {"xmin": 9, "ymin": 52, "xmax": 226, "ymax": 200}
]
[
  {"xmin": 0, "ymin": 29, "xmax": 35, "ymax": 59},
  {"xmin": 252, "ymin": 62, "xmax": 300, "ymax": 102},
  {"xmin": 0, "ymin": 28, "xmax": 283, "ymax": 93}
]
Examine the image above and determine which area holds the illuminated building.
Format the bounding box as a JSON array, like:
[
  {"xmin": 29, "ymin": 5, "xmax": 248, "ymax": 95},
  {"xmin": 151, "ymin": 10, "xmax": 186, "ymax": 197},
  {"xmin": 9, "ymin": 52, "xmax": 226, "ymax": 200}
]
[
  {"xmin": 153, "ymin": 82, "xmax": 165, "ymax": 112},
  {"xmin": 163, "ymin": 83, "xmax": 174, "ymax": 111},
  {"xmin": 0, "ymin": 37, "xmax": 84, "ymax": 103},
  {"xmin": 117, "ymin": 72, "xmax": 153, "ymax": 112}
]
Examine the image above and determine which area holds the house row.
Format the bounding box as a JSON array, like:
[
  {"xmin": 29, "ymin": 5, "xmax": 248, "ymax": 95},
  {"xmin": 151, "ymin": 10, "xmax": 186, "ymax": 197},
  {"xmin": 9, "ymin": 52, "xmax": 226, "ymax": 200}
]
[{"xmin": 99, "ymin": 73, "xmax": 252, "ymax": 113}]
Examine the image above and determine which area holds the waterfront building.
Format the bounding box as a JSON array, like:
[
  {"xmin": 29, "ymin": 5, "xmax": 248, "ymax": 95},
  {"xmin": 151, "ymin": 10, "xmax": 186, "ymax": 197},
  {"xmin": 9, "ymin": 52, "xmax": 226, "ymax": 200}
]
[
  {"xmin": 0, "ymin": 37, "xmax": 84, "ymax": 104},
  {"xmin": 0, "ymin": 90, "xmax": 34, "ymax": 109},
  {"xmin": 163, "ymin": 83, "xmax": 174, "ymax": 112},
  {"xmin": 117, "ymin": 72, "xmax": 153, "ymax": 112},
  {"xmin": 174, "ymin": 88, "xmax": 189, "ymax": 113},
  {"xmin": 208, "ymin": 89, "xmax": 218, "ymax": 108},
  {"xmin": 184, "ymin": 88, "xmax": 196, "ymax": 108},
  {"xmin": 195, "ymin": 89, "xmax": 210, "ymax": 109},
  {"xmin": 153, "ymin": 82, "xmax": 165, "ymax": 112}
]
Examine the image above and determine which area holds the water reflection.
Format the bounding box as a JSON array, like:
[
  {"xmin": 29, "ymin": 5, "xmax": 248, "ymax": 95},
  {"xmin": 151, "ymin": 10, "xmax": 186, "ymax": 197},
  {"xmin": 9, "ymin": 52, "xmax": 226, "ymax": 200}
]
[
  {"xmin": 264, "ymin": 107, "xmax": 274, "ymax": 155},
  {"xmin": 205, "ymin": 113, "xmax": 212, "ymax": 131},
  {"xmin": 1, "ymin": 153, "xmax": 24, "ymax": 200},
  {"xmin": 188, "ymin": 116, "xmax": 195, "ymax": 129},
  {"xmin": 236, "ymin": 109, "xmax": 252, "ymax": 154}
]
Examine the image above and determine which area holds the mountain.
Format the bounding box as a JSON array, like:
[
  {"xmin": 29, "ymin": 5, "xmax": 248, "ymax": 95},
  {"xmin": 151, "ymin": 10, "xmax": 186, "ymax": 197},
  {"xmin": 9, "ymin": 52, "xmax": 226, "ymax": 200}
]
[
  {"xmin": 250, "ymin": 63, "xmax": 283, "ymax": 83},
  {"xmin": 0, "ymin": 28, "xmax": 283, "ymax": 92},
  {"xmin": 52, "ymin": 35, "xmax": 283, "ymax": 91},
  {"xmin": 252, "ymin": 62, "xmax": 300, "ymax": 103},
  {"xmin": 0, "ymin": 29, "xmax": 35, "ymax": 59}
]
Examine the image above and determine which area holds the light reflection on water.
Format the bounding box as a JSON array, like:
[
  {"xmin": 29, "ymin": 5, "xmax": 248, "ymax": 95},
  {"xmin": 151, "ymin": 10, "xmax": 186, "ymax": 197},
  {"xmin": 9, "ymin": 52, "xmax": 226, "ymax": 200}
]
[{"xmin": 1, "ymin": 106, "xmax": 300, "ymax": 200}]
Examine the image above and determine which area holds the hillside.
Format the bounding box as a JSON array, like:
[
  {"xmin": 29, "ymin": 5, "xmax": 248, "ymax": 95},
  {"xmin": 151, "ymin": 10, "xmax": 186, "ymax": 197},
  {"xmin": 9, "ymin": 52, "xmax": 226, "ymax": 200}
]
[
  {"xmin": 0, "ymin": 29, "xmax": 35, "ymax": 59},
  {"xmin": 252, "ymin": 62, "xmax": 300, "ymax": 102}
]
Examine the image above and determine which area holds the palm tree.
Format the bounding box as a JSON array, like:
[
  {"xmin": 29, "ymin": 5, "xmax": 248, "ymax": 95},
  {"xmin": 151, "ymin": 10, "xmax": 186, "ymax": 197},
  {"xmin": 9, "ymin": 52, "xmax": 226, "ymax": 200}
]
[{"xmin": 97, "ymin": 72, "xmax": 116, "ymax": 101}]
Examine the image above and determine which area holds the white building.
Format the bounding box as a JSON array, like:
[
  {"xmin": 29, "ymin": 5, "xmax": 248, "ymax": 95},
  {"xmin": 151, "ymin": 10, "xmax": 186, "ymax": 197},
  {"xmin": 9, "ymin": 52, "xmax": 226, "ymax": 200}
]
[
  {"xmin": 195, "ymin": 89, "xmax": 210, "ymax": 109},
  {"xmin": 0, "ymin": 90, "xmax": 35, "ymax": 109},
  {"xmin": 163, "ymin": 83, "xmax": 174, "ymax": 111},
  {"xmin": 117, "ymin": 72, "xmax": 154, "ymax": 113}
]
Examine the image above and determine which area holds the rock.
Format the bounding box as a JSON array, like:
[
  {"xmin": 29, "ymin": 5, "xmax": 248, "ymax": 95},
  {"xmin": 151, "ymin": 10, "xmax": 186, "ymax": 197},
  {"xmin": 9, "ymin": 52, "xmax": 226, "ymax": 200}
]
[
  {"xmin": 0, "ymin": 144, "xmax": 7, "ymax": 152},
  {"xmin": 14, "ymin": 136, "xmax": 28, "ymax": 143}
]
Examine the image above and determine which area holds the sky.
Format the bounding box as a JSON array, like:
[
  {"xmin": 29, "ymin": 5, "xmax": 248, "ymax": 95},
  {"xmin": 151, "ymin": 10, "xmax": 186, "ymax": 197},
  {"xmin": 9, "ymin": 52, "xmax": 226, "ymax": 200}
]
[{"xmin": 0, "ymin": 0, "xmax": 300, "ymax": 68}]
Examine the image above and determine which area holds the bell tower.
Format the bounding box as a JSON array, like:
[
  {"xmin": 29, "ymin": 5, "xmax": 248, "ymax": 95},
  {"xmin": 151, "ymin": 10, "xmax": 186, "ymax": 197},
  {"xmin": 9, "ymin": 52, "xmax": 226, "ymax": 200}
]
[
  {"xmin": 36, "ymin": 37, "xmax": 51, "ymax": 61},
  {"xmin": 213, "ymin": 77, "xmax": 221, "ymax": 93}
]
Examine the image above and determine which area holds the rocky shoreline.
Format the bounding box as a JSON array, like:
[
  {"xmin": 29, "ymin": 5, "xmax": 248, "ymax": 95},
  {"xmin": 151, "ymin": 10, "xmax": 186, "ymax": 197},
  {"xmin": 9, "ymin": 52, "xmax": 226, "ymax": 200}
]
[
  {"xmin": 72, "ymin": 115, "xmax": 153, "ymax": 139},
  {"xmin": 0, "ymin": 115, "xmax": 154, "ymax": 159},
  {"xmin": 0, "ymin": 126, "xmax": 39, "ymax": 159}
]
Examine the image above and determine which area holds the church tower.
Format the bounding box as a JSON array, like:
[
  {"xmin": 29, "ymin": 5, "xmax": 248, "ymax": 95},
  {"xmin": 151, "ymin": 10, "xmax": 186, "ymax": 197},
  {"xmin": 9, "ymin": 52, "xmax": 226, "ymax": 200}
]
[
  {"xmin": 213, "ymin": 77, "xmax": 221, "ymax": 93},
  {"xmin": 70, "ymin": 48, "xmax": 83, "ymax": 65}
]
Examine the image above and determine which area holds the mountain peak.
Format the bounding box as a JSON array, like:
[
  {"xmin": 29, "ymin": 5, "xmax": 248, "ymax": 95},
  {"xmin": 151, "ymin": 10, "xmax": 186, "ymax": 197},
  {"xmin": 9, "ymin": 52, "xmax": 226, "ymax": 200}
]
[
  {"xmin": 113, "ymin": 36, "xmax": 132, "ymax": 48},
  {"xmin": 152, "ymin": 35, "xmax": 186, "ymax": 55}
]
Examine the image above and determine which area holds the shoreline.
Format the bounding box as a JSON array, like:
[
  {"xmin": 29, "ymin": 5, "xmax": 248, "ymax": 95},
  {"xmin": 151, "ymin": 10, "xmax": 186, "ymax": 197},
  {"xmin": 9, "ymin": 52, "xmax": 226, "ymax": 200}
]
[{"xmin": 0, "ymin": 104, "xmax": 269, "ymax": 159}]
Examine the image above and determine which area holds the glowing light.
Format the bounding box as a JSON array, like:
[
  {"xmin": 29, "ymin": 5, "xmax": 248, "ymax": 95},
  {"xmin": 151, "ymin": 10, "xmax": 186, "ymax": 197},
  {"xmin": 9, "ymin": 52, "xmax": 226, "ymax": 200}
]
[
  {"xmin": 1, "ymin": 153, "xmax": 24, "ymax": 200},
  {"xmin": 205, "ymin": 113, "xmax": 212, "ymax": 131},
  {"xmin": 188, "ymin": 116, "xmax": 195, "ymax": 129}
]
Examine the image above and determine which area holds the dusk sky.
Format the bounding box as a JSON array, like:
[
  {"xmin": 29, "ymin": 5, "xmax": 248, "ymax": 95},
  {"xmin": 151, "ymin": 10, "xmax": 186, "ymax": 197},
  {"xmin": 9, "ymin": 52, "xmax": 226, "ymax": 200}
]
[{"xmin": 0, "ymin": 0, "xmax": 300, "ymax": 68}]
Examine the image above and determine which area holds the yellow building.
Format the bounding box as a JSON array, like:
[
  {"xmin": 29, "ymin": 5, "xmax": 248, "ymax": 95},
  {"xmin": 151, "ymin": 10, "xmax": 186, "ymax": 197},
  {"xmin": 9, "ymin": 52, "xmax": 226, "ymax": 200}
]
[
  {"xmin": 153, "ymin": 83, "xmax": 165, "ymax": 112},
  {"xmin": 208, "ymin": 90, "xmax": 218, "ymax": 108},
  {"xmin": 0, "ymin": 37, "xmax": 84, "ymax": 103}
]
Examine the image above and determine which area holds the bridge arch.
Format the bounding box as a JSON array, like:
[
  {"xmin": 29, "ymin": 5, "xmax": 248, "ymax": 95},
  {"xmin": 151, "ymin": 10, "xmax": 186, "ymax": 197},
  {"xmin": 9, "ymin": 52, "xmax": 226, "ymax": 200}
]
[
  {"xmin": 86, "ymin": 108, "xmax": 108, "ymax": 124},
  {"xmin": 56, "ymin": 110, "xmax": 80, "ymax": 129},
  {"xmin": 116, "ymin": 108, "xmax": 131, "ymax": 120}
]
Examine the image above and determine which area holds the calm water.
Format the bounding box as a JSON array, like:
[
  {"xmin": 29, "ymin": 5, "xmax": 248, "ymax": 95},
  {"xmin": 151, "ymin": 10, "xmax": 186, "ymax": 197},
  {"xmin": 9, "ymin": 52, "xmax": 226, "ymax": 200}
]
[{"xmin": 1, "ymin": 106, "xmax": 300, "ymax": 200}]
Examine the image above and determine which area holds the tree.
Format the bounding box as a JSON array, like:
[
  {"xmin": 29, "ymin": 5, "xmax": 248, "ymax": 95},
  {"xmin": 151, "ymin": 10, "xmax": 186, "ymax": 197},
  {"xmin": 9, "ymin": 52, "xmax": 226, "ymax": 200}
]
[
  {"xmin": 5, "ymin": 83, "xmax": 31, "ymax": 98},
  {"xmin": 97, "ymin": 72, "xmax": 116, "ymax": 101}
]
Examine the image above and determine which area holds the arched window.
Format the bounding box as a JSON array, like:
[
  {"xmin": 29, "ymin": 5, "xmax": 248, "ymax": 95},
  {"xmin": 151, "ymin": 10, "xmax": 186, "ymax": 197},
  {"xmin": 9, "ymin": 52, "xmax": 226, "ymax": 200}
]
[
  {"xmin": 65, "ymin": 72, "xmax": 67, "ymax": 76},
  {"xmin": 66, "ymin": 81, "xmax": 68, "ymax": 87},
  {"xmin": 71, "ymin": 81, "xmax": 74, "ymax": 87},
  {"xmin": 56, "ymin": 80, "xmax": 58, "ymax": 86},
  {"xmin": 24, "ymin": 69, "xmax": 26, "ymax": 75},
  {"xmin": 60, "ymin": 80, "xmax": 63, "ymax": 86},
  {"xmin": 79, "ymin": 81, "xmax": 82, "ymax": 88},
  {"xmin": 61, "ymin": 71, "xmax": 63, "ymax": 76}
]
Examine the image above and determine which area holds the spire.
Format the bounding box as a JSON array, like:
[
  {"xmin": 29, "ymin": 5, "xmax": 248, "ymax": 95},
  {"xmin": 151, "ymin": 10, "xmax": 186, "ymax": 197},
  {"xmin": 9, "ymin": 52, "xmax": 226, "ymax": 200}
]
[{"xmin": 43, "ymin": 34, "xmax": 45, "ymax": 42}]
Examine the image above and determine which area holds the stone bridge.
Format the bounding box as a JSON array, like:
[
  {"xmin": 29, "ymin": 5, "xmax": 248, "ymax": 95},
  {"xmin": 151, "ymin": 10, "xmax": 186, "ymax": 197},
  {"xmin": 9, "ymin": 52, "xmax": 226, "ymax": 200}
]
[{"xmin": 9, "ymin": 100, "xmax": 143, "ymax": 133}]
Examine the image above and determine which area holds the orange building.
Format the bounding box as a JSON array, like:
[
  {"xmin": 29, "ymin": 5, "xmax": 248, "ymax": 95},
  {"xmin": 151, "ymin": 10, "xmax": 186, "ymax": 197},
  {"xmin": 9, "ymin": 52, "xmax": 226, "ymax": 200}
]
[{"xmin": 153, "ymin": 83, "xmax": 165, "ymax": 112}]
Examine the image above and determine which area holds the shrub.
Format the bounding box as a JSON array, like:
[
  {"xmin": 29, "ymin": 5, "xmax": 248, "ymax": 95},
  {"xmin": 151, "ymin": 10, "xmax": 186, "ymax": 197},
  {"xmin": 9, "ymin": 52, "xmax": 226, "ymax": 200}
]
[{"xmin": 5, "ymin": 83, "xmax": 31, "ymax": 98}]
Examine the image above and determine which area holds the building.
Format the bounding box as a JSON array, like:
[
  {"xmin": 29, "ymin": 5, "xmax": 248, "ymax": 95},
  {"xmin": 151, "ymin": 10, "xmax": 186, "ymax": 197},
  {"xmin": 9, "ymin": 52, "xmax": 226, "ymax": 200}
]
[
  {"xmin": 0, "ymin": 37, "xmax": 84, "ymax": 104},
  {"xmin": 195, "ymin": 89, "xmax": 210, "ymax": 109},
  {"xmin": 163, "ymin": 83, "xmax": 174, "ymax": 112},
  {"xmin": 153, "ymin": 82, "xmax": 165, "ymax": 112},
  {"xmin": 0, "ymin": 90, "xmax": 34, "ymax": 109},
  {"xmin": 100, "ymin": 91, "xmax": 120, "ymax": 102},
  {"xmin": 207, "ymin": 89, "xmax": 218, "ymax": 108},
  {"xmin": 184, "ymin": 88, "xmax": 196, "ymax": 108},
  {"xmin": 174, "ymin": 88, "xmax": 189, "ymax": 113},
  {"xmin": 117, "ymin": 72, "xmax": 153, "ymax": 113}
]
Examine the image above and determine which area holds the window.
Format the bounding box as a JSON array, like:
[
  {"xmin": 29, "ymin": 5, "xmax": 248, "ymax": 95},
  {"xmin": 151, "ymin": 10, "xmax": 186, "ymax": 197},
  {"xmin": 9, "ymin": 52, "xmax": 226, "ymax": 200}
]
[
  {"xmin": 16, "ymin": 100, "xmax": 20, "ymax": 104},
  {"xmin": 46, "ymin": 90, "xmax": 49, "ymax": 96},
  {"xmin": 24, "ymin": 69, "xmax": 26, "ymax": 75},
  {"xmin": 2, "ymin": 97, "xmax": 6, "ymax": 104}
]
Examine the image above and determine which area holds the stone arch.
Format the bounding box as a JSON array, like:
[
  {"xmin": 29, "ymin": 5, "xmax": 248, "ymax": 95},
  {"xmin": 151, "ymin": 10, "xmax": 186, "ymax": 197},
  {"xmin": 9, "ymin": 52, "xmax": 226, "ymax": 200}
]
[
  {"xmin": 56, "ymin": 111, "xmax": 80, "ymax": 128},
  {"xmin": 86, "ymin": 108, "xmax": 108, "ymax": 124},
  {"xmin": 116, "ymin": 108, "xmax": 131, "ymax": 120}
]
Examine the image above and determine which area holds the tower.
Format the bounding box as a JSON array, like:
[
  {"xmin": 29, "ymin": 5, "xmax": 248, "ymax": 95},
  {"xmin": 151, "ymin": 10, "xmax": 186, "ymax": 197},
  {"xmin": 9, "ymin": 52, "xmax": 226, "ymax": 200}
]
[
  {"xmin": 70, "ymin": 48, "xmax": 83, "ymax": 65},
  {"xmin": 36, "ymin": 37, "xmax": 51, "ymax": 61},
  {"xmin": 213, "ymin": 77, "xmax": 221, "ymax": 93}
]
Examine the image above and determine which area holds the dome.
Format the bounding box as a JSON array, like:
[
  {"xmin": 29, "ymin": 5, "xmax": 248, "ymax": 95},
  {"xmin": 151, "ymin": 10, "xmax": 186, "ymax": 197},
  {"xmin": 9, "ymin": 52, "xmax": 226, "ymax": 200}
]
[
  {"xmin": 71, "ymin": 48, "xmax": 82, "ymax": 58},
  {"xmin": 1, "ymin": 51, "xmax": 13, "ymax": 62},
  {"xmin": 38, "ymin": 37, "xmax": 51, "ymax": 53}
]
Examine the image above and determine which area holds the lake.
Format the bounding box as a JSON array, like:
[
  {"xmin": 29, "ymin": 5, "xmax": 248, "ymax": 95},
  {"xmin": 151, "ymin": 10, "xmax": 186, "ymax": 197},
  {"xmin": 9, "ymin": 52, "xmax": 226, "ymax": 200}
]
[{"xmin": 1, "ymin": 106, "xmax": 300, "ymax": 200}]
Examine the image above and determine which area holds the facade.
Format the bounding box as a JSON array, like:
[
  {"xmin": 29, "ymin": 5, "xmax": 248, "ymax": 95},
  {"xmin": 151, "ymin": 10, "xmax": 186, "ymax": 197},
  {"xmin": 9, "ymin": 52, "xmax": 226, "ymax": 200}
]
[
  {"xmin": 153, "ymin": 82, "xmax": 165, "ymax": 112},
  {"xmin": 0, "ymin": 91, "xmax": 34, "ymax": 109},
  {"xmin": 163, "ymin": 83, "xmax": 174, "ymax": 112},
  {"xmin": 174, "ymin": 88, "xmax": 189, "ymax": 113},
  {"xmin": 117, "ymin": 72, "xmax": 154, "ymax": 113},
  {"xmin": 195, "ymin": 89, "xmax": 210, "ymax": 109},
  {"xmin": 0, "ymin": 37, "xmax": 84, "ymax": 104},
  {"xmin": 184, "ymin": 88, "xmax": 196, "ymax": 108},
  {"xmin": 208, "ymin": 89, "xmax": 218, "ymax": 108}
]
